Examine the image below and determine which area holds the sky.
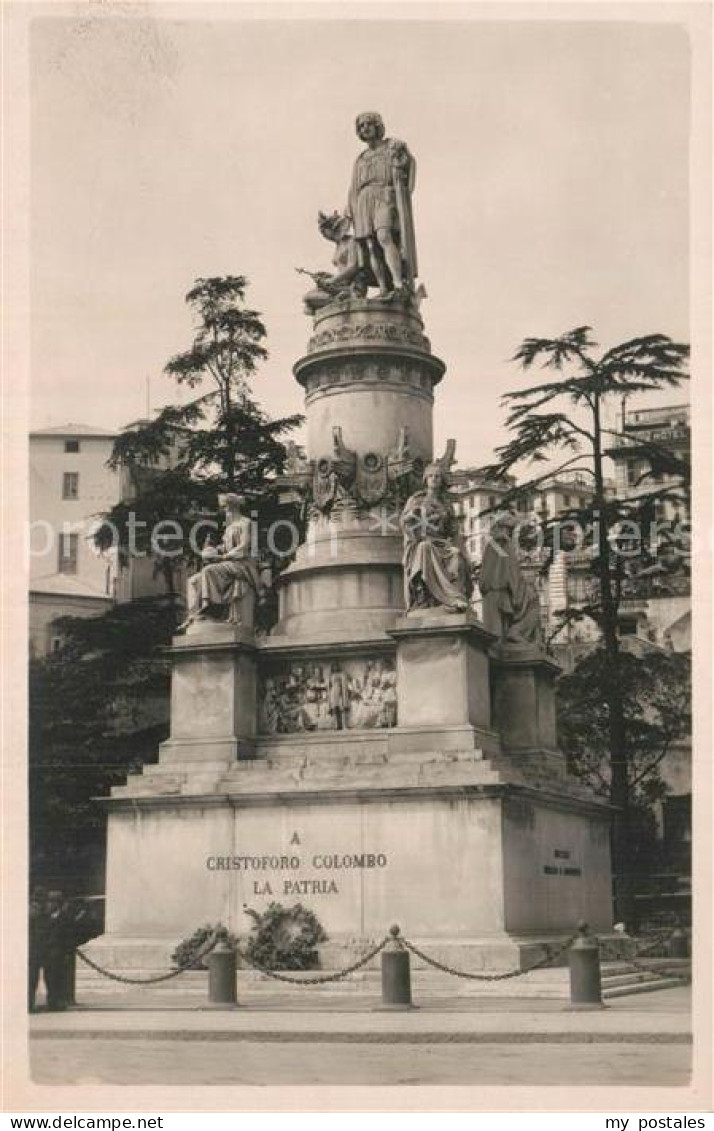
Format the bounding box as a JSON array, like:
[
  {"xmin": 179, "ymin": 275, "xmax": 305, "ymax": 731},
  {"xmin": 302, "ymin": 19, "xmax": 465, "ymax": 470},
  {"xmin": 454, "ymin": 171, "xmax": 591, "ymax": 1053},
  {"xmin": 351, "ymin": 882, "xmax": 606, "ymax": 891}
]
[{"xmin": 29, "ymin": 9, "xmax": 691, "ymax": 467}]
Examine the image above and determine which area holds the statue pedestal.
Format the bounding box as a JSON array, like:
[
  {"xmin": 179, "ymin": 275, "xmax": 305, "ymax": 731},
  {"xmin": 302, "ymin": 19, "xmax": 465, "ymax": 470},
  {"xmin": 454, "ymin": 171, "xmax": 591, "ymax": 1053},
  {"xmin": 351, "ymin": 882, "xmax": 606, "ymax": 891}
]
[
  {"xmin": 97, "ymin": 613, "xmax": 612, "ymax": 973},
  {"xmin": 274, "ymin": 511, "xmax": 404, "ymax": 638},
  {"xmin": 92, "ymin": 753, "xmax": 614, "ymax": 977},
  {"xmin": 156, "ymin": 625, "xmax": 258, "ymax": 766},
  {"xmin": 388, "ymin": 610, "xmax": 498, "ymax": 754},
  {"xmin": 91, "ymin": 296, "xmax": 614, "ymax": 979}
]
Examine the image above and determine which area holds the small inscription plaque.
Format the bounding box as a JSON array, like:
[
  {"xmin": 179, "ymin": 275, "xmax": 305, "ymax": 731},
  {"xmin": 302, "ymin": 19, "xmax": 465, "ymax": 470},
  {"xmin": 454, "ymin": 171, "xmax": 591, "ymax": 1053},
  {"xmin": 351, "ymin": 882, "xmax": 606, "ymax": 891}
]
[{"xmin": 543, "ymin": 848, "xmax": 581, "ymax": 877}]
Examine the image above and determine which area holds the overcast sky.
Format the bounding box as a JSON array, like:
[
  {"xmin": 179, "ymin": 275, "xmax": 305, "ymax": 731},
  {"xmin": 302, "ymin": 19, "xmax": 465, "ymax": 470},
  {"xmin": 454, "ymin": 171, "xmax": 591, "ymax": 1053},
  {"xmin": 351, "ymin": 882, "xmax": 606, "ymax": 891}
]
[{"xmin": 29, "ymin": 10, "xmax": 690, "ymax": 466}]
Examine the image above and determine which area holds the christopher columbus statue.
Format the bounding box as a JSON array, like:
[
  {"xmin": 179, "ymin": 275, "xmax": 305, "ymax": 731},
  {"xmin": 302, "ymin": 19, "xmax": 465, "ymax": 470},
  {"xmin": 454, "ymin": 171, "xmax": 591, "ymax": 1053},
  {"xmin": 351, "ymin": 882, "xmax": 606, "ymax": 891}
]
[{"xmin": 346, "ymin": 112, "xmax": 418, "ymax": 299}]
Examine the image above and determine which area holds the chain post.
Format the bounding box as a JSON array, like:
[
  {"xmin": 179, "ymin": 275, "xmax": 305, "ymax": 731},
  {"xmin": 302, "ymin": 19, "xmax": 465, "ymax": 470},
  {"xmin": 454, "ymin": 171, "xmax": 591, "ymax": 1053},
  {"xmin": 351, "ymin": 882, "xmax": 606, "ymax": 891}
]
[
  {"xmin": 207, "ymin": 929, "xmax": 238, "ymax": 1008},
  {"xmin": 568, "ymin": 920, "xmax": 604, "ymax": 1009},
  {"xmin": 378, "ymin": 924, "xmax": 415, "ymax": 1011}
]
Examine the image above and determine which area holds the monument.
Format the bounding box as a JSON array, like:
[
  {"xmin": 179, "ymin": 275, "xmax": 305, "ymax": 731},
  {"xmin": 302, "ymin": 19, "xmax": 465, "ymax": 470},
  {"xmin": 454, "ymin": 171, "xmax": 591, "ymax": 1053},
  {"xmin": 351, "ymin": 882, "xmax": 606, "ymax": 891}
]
[{"xmin": 88, "ymin": 113, "xmax": 613, "ymax": 975}]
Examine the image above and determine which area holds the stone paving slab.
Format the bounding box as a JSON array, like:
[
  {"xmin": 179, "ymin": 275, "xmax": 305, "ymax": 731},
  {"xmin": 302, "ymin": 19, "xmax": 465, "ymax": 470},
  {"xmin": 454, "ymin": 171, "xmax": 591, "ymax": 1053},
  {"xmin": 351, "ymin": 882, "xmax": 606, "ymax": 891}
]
[
  {"xmin": 30, "ymin": 1036, "xmax": 694, "ymax": 1088},
  {"xmin": 30, "ymin": 985, "xmax": 691, "ymax": 1044}
]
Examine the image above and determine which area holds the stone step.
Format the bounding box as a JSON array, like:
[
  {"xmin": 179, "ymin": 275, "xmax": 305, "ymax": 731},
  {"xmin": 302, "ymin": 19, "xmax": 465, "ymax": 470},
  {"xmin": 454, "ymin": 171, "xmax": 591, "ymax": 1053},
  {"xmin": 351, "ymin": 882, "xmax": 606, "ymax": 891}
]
[
  {"xmin": 75, "ymin": 966, "xmax": 572, "ymax": 1000},
  {"xmin": 601, "ymin": 971, "xmax": 667, "ymax": 989},
  {"xmin": 603, "ymin": 977, "xmax": 684, "ymax": 1000},
  {"xmin": 600, "ymin": 961, "xmax": 644, "ymax": 976},
  {"xmin": 74, "ymin": 955, "xmax": 689, "ymax": 1001}
]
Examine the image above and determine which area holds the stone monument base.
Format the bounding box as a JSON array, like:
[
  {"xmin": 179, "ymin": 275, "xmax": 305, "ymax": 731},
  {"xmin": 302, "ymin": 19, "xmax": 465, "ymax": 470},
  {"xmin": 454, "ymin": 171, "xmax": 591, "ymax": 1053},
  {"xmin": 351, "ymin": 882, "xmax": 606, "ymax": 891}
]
[{"xmin": 89, "ymin": 733, "xmax": 613, "ymax": 975}]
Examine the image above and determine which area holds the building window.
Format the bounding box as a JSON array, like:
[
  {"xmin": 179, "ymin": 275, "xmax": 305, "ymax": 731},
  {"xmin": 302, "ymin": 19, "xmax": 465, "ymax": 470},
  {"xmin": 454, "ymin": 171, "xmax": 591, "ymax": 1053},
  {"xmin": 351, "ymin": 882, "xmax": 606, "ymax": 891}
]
[
  {"xmin": 64, "ymin": 440, "xmax": 80, "ymax": 453},
  {"xmin": 663, "ymin": 795, "xmax": 692, "ymax": 846},
  {"xmin": 62, "ymin": 472, "xmax": 79, "ymax": 499},
  {"xmin": 626, "ymin": 460, "xmax": 649, "ymax": 488},
  {"xmin": 58, "ymin": 532, "xmax": 79, "ymax": 574}
]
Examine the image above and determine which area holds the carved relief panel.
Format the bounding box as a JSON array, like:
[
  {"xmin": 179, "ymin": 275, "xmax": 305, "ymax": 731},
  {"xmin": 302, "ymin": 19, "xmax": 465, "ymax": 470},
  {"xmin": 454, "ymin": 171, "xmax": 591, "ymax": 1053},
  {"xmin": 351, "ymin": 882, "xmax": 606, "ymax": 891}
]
[{"xmin": 258, "ymin": 656, "xmax": 397, "ymax": 734}]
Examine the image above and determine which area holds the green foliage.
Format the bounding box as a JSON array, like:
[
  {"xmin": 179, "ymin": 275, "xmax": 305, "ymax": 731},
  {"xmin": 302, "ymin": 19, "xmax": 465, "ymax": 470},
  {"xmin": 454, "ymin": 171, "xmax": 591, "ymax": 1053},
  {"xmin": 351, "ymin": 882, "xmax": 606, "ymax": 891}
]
[
  {"xmin": 243, "ymin": 902, "xmax": 328, "ymax": 970},
  {"xmin": 31, "ymin": 278, "xmax": 304, "ymax": 890},
  {"xmin": 556, "ymin": 647, "xmax": 691, "ymax": 805},
  {"xmin": 96, "ymin": 278, "xmax": 304, "ymax": 604},
  {"xmin": 29, "ymin": 598, "xmax": 178, "ymax": 889},
  {"xmin": 483, "ymin": 325, "xmax": 688, "ymax": 502},
  {"xmin": 171, "ymin": 923, "xmax": 239, "ymax": 971},
  {"xmin": 482, "ymin": 326, "xmax": 690, "ymax": 655},
  {"xmin": 485, "ymin": 327, "xmax": 690, "ymax": 921},
  {"xmin": 166, "ymin": 276, "xmax": 268, "ymax": 390}
]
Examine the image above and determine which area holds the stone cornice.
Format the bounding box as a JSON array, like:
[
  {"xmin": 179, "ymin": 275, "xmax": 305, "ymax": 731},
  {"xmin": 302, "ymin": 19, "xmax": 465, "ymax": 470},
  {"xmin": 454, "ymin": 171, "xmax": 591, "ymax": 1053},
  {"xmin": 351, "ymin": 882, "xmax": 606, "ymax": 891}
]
[
  {"xmin": 294, "ymin": 347, "xmax": 445, "ymax": 391},
  {"xmin": 490, "ymin": 646, "xmax": 562, "ymax": 676},
  {"xmin": 258, "ymin": 633, "xmax": 396, "ymax": 659},
  {"xmin": 164, "ymin": 628, "xmax": 258, "ymax": 658},
  {"xmin": 99, "ymin": 779, "xmax": 613, "ymax": 817},
  {"xmin": 388, "ymin": 611, "xmax": 497, "ymax": 648}
]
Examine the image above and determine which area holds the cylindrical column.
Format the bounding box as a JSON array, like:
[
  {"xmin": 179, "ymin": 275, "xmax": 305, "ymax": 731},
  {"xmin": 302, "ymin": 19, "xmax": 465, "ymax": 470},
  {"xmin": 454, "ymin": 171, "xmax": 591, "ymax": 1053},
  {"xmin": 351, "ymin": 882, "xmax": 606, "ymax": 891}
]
[
  {"xmin": 568, "ymin": 921, "xmax": 604, "ymax": 1009},
  {"xmin": 380, "ymin": 924, "xmax": 414, "ymax": 1010},
  {"xmin": 276, "ymin": 298, "xmax": 446, "ymax": 639},
  {"xmin": 207, "ymin": 937, "xmax": 238, "ymax": 1007},
  {"xmin": 296, "ymin": 298, "xmax": 442, "ymax": 469}
]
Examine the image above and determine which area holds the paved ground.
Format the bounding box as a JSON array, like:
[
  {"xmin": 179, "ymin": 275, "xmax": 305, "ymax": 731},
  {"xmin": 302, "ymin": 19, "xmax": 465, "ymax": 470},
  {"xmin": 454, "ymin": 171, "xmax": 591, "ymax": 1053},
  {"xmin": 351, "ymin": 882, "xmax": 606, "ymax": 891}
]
[
  {"xmin": 30, "ymin": 1037, "xmax": 691, "ymax": 1087},
  {"xmin": 29, "ymin": 985, "xmax": 692, "ymax": 1087}
]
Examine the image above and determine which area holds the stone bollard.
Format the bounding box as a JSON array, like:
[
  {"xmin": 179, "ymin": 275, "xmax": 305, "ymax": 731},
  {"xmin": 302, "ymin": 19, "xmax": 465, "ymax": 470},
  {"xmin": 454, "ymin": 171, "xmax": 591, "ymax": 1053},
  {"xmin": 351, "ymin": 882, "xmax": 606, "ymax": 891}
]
[
  {"xmin": 668, "ymin": 926, "xmax": 689, "ymax": 959},
  {"xmin": 568, "ymin": 921, "xmax": 604, "ymax": 1009},
  {"xmin": 207, "ymin": 934, "xmax": 238, "ymax": 1008},
  {"xmin": 379, "ymin": 924, "xmax": 414, "ymax": 1010}
]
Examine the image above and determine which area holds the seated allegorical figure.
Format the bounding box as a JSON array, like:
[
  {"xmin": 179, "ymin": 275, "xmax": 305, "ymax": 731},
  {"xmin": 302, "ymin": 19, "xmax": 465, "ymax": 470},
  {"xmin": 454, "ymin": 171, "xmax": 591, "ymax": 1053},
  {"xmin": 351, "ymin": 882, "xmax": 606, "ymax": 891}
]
[
  {"xmin": 400, "ymin": 462, "xmax": 472, "ymax": 613},
  {"xmin": 478, "ymin": 510, "xmax": 543, "ymax": 647},
  {"xmin": 179, "ymin": 493, "xmax": 261, "ymax": 632}
]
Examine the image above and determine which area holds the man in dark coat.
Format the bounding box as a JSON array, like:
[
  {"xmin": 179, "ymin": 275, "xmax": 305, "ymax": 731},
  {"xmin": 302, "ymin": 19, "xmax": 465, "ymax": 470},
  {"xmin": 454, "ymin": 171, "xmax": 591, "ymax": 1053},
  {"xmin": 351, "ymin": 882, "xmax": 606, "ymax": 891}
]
[
  {"xmin": 28, "ymin": 889, "xmax": 48, "ymax": 1011},
  {"xmin": 43, "ymin": 890, "xmax": 74, "ymax": 1011}
]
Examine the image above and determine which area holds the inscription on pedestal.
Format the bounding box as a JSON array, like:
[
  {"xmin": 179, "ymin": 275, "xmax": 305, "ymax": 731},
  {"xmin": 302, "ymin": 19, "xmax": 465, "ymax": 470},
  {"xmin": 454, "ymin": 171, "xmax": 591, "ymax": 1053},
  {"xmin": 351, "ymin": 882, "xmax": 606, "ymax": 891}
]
[
  {"xmin": 543, "ymin": 847, "xmax": 582, "ymax": 877},
  {"xmin": 205, "ymin": 844, "xmax": 389, "ymax": 897}
]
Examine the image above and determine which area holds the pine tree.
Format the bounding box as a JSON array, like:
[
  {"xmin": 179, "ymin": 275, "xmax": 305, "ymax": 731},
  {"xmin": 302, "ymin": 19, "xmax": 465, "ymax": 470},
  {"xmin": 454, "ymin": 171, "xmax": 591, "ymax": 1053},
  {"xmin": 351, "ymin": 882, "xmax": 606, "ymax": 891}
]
[
  {"xmin": 97, "ymin": 277, "xmax": 303, "ymax": 599},
  {"xmin": 483, "ymin": 327, "xmax": 689, "ymax": 924},
  {"xmin": 31, "ymin": 278, "xmax": 303, "ymax": 890}
]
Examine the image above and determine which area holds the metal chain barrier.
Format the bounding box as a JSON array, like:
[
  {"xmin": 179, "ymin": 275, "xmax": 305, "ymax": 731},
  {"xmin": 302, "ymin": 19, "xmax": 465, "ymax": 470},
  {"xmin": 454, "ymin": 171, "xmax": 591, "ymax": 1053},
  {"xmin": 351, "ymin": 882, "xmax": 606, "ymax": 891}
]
[
  {"xmin": 76, "ymin": 932, "xmax": 391, "ymax": 988},
  {"xmin": 398, "ymin": 932, "xmax": 576, "ymax": 982},
  {"xmin": 72, "ymin": 923, "xmax": 689, "ymax": 993},
  {"xmin": 75, "ymin": 928, "xmax": 221, "ymax": 985},
  {"xmin": 631, "ymin": 926, "xmax": 681, "ymax": 957},
  {"xmin": 232, "ymin": 935, "xmax": 392, "ymax": 985}
]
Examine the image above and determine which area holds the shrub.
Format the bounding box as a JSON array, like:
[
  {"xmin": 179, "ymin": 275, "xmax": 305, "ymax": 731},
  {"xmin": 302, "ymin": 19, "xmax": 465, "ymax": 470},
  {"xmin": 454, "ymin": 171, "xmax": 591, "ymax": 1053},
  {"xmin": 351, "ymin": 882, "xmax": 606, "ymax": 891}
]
[{"xmin": 171, "ymin": 922, "xmax": 238, "ymax": 971}]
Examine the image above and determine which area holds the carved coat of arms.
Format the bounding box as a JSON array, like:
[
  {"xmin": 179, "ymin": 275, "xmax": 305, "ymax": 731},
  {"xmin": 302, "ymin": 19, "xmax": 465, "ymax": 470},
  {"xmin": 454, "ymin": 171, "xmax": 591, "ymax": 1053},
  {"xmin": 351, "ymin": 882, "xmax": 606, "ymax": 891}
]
[{"xmin": 356, "ymin": 451, "xmax": 389, "ymax": 505}]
